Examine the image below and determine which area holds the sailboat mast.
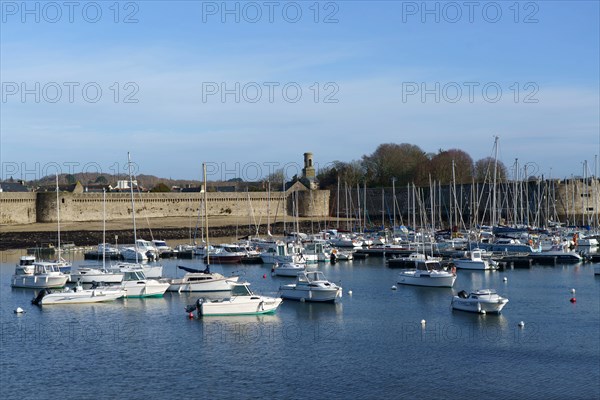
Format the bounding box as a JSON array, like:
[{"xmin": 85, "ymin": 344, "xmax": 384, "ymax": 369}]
[
  {"xmin": 356, "ymin": 183, "xmax": 361, "ymax": 233},
  {"xmin": 492, "ymin": 136, "xmax": 499, "ymax": 226},
  {"xmin": 392, "ymin": 177, "xmax": 396, "ymax": 233},
  {"xmin": 267, "ymin": 180, "xmax": 271, "ymax": 235},
  {"xmin": 203, "ymin": 162, "xmax": 210, "ymax": 265},
  {"xmin": 56, "ymin": 175, "xmax": 61, "ymax": 261},
  {"xmin": 282, "ymin": 175, "xmax": 286, "ymax": 234},
  {"xmin": 336, "ymin": 176, "xmax": 340, "ymax": 229},
  {"xmin": 363, "ymin": 181, "xmax": 367, "ymax": 233},
  {"xmin": 103, "ymin": 188, "xmax": 106, "ymax": 270},
  {"xmin": 127, "ymin": 152, "xmax": 139, "ymax": 264}
]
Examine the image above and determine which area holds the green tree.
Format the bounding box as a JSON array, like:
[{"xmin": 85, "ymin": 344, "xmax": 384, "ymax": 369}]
[
  {"xmin": 362, "ymin": 143, "xmax": 429, "ymax": 186},
  {"xmin": 474, "ymin": 157, "xmax": 508, "ymax": 182},
  {"xmin": 150, "ymin": 182, "xmax": 171, "ymax": 192},
  {"xmin": 65, "ymin": 174, "xmax": 76, "ymax": 185},
  {"xmin": 95, "ymin": 175, "xmax": 108, "ymax": 184},
  {"xmin": 428, "ymin": 149, "xmax": 474, "ymax": 184}
]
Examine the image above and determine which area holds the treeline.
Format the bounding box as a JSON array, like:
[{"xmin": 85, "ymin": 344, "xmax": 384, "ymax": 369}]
[{"xmin": 316, "ymin": 143, "xmax": 508, "ymax": 189}]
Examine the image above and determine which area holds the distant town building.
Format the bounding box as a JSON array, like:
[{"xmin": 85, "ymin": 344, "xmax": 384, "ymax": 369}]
[
  {"xmin": 112, "ymin": 180, "xmax": 138, "ymax": 190},
  {"xmin": 0, "ymin": 181, "xmax": 30, "ymax": 192}
]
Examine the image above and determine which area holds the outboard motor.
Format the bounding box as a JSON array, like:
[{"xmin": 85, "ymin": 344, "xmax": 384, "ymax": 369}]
[
  {"xmin": 458, "ymin": 290, "xmax": 469, "ymax": 299},
  {"xmin": 32, "ymin": 289, "xmax": 49, "ymax": 306},
  {"xmin": 330, "ymin": 252, "xmax": 337, "ymax": 264},
  {"xmin": 185, "ymin": 299, "xmax": 203, "ymax": 314}
]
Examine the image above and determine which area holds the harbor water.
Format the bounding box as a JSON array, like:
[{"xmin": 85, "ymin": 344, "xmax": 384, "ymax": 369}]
[{"xmin": 1, "ymin": 251, "xmax": 599, "ymax": 399}]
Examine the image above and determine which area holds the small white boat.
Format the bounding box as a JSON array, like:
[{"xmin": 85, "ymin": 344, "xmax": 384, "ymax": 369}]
[
  {"xmin": 272, "ymin": 262, "xmax": 305, "ymax": 277},
  {"xmin": 11, "ymin": 261, "xmax": 70, "ymax": 289},
  {"xmin": 109, "ymin": 262, "xmax": 163, "ymax": 279},
  {"xmin": 119, "ymin": 267, "xmax": 170, "ymax": 298},
  {"xmin": 152, "ymin": 239, "xmax": 173, "ymax": 254},
  {"xmin": 186, "ymin": 282, "xmax": 283, "ymax": 316},
  {"xmin": 387, "ymin": 252, "xmax": 438, "ymax": 269},
  {"xmin": 451, "ymin": 289, "xmax": 509, "ymax": 314},
  {"xmin": 331, "ymin": 249, "xmax": 353, "ymax": 261},
  {"xmin": 166, "ymin": 266, "xmax": 239, "ymax": 292},
  {"xmin": 452, "ymin": 249, "xmax": 496, "ymax": 270},
  {"xmin": 69, "ymin": 266, "xmax": 124, "ymax": 284},
  {"xmin": 594, "ymin": 265, "xmax": 600, "ymax": 275},
  {"xmin": 397, "ymin": 260, "xmax": 456, "ymax": 287},
  {"xmin": 280, "ymin": 271, "xmax": 342, "ymax": 302},
  {"xmin": 32, "ymin": 284, "xmax": 126, "ymax": 305}
]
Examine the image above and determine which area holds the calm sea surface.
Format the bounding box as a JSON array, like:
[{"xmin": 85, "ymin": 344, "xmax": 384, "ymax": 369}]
[{"xmin": 1, "ymin": 250, "xmax": 599, "ymax": 400}]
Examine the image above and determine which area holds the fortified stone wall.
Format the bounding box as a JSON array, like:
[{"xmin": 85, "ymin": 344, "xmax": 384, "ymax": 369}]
[
  {"xmin": 0, "ymin": 193, "xmax": 37, "ymax": 224},
  {"xmin": 36, "ymin": 192, "xmax": 293, "ymax": 223}
]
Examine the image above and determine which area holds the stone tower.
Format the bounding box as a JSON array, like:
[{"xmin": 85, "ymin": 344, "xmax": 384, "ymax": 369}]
[{"xmin": 302, "ymin": 152, "xmax": 316, "ymax": 189}]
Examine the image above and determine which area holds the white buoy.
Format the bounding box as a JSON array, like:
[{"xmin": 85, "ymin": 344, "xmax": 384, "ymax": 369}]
[
  {"xmin": 570, "ymin": 288, "xmax": 576, "ymax": 294},
  {"xmin": 391, "ymin": 285, "xmax": 397, "ymax": 290},
  {"xmin": 518, "ymin": 321, "xmax": 525, "ymax": 328},
  {"xmin": 14, "ymin": 307, "xmax": 25, "ymax": 314},
  {"xmin": 348, "ymin": 290, "xmax": 353, "ymax": 296},
  {"xmin": 481, "ymin": 310, "xmax": 487, "ymax": 315},
  {"xmin": 421, "ymin": 319, "xmax": 426, "ymax": 325},
  {"xmin": 503, "ymin": 277, "xmax": 508, "ymax": 282}
]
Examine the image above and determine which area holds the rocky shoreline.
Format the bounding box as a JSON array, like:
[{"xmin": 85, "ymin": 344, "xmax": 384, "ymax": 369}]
[{"xmin": 0, "ymin": 221, "xmax": 334, "ymax": 251}]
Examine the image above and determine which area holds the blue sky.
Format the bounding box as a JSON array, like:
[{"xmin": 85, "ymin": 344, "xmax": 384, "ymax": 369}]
[{"xmin": 1, "ymin": 1, "xmax": 599, "ymax": 181}]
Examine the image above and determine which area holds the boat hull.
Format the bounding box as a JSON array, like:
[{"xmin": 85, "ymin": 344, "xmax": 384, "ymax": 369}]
[
  {"xmin": 121, "ymin": 281, "xmax": 169, "ymax": 297},
  {"xmin": 203, "ymin": 255, "xmax": 244, "ymax": 264},
  {"xmin": 452, "ymin": 260, "xmax": 492, "ymax": 270},
  {"xmin": 451, "ymin": 297, "xmax": 508, "ymax": 314},
  {"xmin": 200, "ymin": 297, "xmax": 283, "ymax": 316},
  {"xmin": 397, "ymin": 271, "xmax": 456, "ymax": 287},
  {"xmin": 40, "ymin": 288, "xmax": 126, "ymax": 305},
  {"xmin": 167, "ymin": 276, "xmax": 239, "ymax": 292},
  {"xmin": 11, "ymin": 275, "xmax": 69, "ymax": 289},
  {"xmin": 280, "ymin": 286, "xmax": 342, "ymax": 302}
]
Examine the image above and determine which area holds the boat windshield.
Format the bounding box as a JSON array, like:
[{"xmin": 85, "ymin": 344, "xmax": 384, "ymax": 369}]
[
  {"xmin": 305, "ymin": 271, "xmax": 326, "ymax": 282},
  {"xmin": 124, "ymin": 270, "xmax": 146, "ymax": 280},
  {"xmin": 231, "ymin": 284, "xmax": 252, "ymax": 296}
]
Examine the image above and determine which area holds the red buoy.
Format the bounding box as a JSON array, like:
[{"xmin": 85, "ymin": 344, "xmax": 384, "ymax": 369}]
[
  {"xmin": 570, "ymin": 297, "xmax": 576, "ymax": 303},
  {"xmin": 188, "ymin": 312, "xmax": 194, "ymax": 319},
  {"xmin": 263, "ymin": 274, "xmax": 267, "ymax": 279}
]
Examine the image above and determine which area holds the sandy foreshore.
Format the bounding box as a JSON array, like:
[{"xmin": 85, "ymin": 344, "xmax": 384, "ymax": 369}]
[{"xmin": 0, "ymin": 216, "xmax": 348, "ymax": 250}]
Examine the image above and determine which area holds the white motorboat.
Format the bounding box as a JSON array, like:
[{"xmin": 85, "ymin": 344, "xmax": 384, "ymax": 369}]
[
  {"xmin": 152, "ymin": 239, "xmax": 173, "ymax": 255},
  {"xmin": 15, "ymin": 255, "xmax": 36, "ymax": 275},
  {"xmin": 11, "ymin": 261, "xmax": 69, "ymax": 289},
  {"xmin": 119, "ymin": 267, "xmax": 170, "ymax": 298},
  {"xmin": 109, "ymin": 262, "xmax": 163, "ymax": 279},
  {"xmin": 532, "ymin": 245, "xmax": 583, "ymax": 263},
  {"xmin": 166, "ymin": 265, "xmax": 239, "ymax": 292},
  {"xmin": 280, "ymin": 271, "xmax": 342, "ymax": 302},
  {"xmin": 204, "ymin": 244, "xmax": 246, "ymax": 264},
  {"xmin": 32, "ymin": 284, "xmax": 126, "ymax": 305},
  {"xmin": 328, "ymin": 234, "xmax": 363, "ymax": 248},
  {"xmin": 122, "ymin": 239, "xmax": 159, "ymax": 262},
  {"xmin": 387, "ymin": 252, "xmax": 439, "ymax": 268},
  {"xmin": 452, "ymin": 249, "xmax": 496, "ymax": 270},
  {"xmin": 121, "ymin": 246, "xmax": 148, "ymax": 261},
  {"xmin": 186, "ymin": 282, "xmax": 283, "ymax": 316},
  {"xmin": 594, "ymin": 265, "xmax": 600, "ymax": 275},
  {"xmin": 397, "ymin": 259, "xmax": 456, "ymax": 288},
  {"xmin": 331, "ymin": 248, "xmax": 353, "ymax": 261},
  {"xmin": 260, "ymin": 241, "xmax": 295, "ymax": 264},
  {"xmin": 272, "ymin": 262, "xmax": 305, "ymax": 277},
  {"xmin": 302, "ymin": 240, "xmax": 331, "ymax": 263},
  {"xmin": 451, "ymin": 289, "xmax": 509, "ymax": 314},
  {"xmin": 69, "ymin": 265, "xmax": 124, "ymax": 284}
]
